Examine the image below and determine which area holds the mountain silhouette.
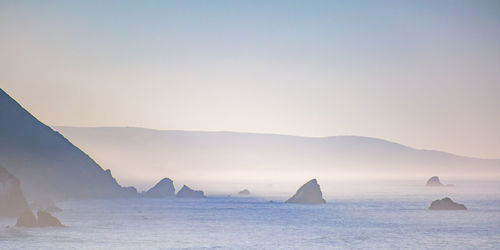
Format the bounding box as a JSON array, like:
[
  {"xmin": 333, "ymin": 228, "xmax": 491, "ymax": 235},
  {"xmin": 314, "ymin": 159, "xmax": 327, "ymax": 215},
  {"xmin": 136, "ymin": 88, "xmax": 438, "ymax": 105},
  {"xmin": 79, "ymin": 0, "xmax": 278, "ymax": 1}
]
[{"xmin": 0, "ymin": 88, "xmax": 137, "ymax": 200}]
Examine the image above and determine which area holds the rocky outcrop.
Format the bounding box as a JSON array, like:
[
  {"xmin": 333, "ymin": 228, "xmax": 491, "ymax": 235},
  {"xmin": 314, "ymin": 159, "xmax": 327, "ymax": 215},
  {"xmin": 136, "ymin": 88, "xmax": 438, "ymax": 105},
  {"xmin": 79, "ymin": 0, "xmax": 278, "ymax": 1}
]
[
  {"xmin": 286, "ymin": 179, "xmax": 326, "ymax": 204},
  {"xmin": 237, "ymin": 189, "xmax": 250, "ymax": 195},
  {"xmin": 143, "ymin": 178, "xmax": 175, "ymax": 198},
  {"xmin": 16, "ymin": 210, "xmax": 64, "ymax": 227},
  {"xmin": 15, "ymin": 210, "xmax": 37, "ymax": 227},
  {"xmin": 426, "ymin": 176, "xmax": 443, "ymax": 186},
  {"xmin": 429, "ymin": 197, "xmax": 466, "ymax": 210},
  {"xmin": 30, "ymin": 198, "xmax": 62, "ymax": 213},
  {"xmin": 176, "ymin": 185, "xmax": 205, "ymax": 198},
  {"xmin": 0, "ymin": 164, "xmax": 29, "ymax": 217},
  {"xmin": 37, "ymin": 210, "xmax": 64, "ymax": 227}
]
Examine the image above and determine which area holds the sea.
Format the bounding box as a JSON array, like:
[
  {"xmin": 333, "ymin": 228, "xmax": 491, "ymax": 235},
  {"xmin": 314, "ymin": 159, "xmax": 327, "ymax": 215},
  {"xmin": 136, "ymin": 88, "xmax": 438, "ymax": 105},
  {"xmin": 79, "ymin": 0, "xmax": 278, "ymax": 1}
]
[{"xmin": 1, "ymin": 181, "xmax": 500, "ymax": 249}]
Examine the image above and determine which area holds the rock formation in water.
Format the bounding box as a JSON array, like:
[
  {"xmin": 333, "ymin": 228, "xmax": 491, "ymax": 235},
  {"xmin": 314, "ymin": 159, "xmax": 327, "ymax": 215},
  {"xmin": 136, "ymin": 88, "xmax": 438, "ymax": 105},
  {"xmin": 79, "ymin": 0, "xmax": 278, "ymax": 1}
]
[
  {"xmin": 426, "ymin": 176, "xmax": 444, "ymax": 187},
  {"xmin": 16, "ymin": 210, "xmax": 38, "ymax": 227},
  {"xmin": 0, "ymin": 88, "xmax": 137, "ymax": 200},
  {"xmin": 428, "ymin": 197, "xmax": 466, "ymax": 210},
  {"xmin": 37, "ymin": 210, "xmax": 64, "ymax": 227},
  {"xmin": 30, "ymin": 198, "xmax": 62, "ymax": 213},
  {"xmin": 286, "ymin": 179, "xmax": 326, "ymax": 204},
  {"xmin": 176, "ymin": 185, "xmax": 205, "ymax": 198},
  {"xmin": 0, "ymin": 164, "xmax": 29, "ymax": 217},
  {"xmin": 16, "ymin": 210, "xmax": 64, "ymax": 227},
  {"xmin": 143, "ymin": 178, "xmax": 175, "ymax": 198},
  {"xmin": 237, "ymin": 189, "xmax": 250, "ymax": 195}
]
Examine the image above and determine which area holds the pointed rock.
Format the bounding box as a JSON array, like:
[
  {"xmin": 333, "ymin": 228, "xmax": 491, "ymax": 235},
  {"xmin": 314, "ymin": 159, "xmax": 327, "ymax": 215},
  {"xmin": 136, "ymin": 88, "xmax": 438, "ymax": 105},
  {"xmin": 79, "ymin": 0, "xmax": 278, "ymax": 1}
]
[
  {"xmin": 15, "ymin": 210, "xmax": 37, "ymax": 227},
  {"xmin": 36, "ymin": 210, "xmax": 64, "ymax": 227},
  {"xmin": 286, "ymin": 179, "xmax": 326, "ymax": 204},
  {"xmin": 426, "ymin": 176, "xmax": 443, "ymax": 186},
  {"xmin": 0, "ymin": 164, "xmax": 29, "ymax": 217},
  {"xmin": 16, "ymin": 210, "xmax": 64, "ymax": 227},
  {"xmin": 176, "ymin": 185, "xmax": 205, "ymax": 198},
  {"xmin": 143, "ymin": 178, "xmax": 175, "ymax": 198},
  {"xmin": 429, "ymin": 197, "xmax": 466, "ymax": 210}
]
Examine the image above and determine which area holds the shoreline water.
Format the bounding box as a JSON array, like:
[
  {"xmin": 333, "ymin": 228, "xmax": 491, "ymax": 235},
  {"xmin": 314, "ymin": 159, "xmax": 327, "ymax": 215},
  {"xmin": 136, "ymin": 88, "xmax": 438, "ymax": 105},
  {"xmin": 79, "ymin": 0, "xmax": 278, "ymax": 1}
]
[{"xmin": 2, "ymin": 182, "xmax": 499, "ymax": 249}]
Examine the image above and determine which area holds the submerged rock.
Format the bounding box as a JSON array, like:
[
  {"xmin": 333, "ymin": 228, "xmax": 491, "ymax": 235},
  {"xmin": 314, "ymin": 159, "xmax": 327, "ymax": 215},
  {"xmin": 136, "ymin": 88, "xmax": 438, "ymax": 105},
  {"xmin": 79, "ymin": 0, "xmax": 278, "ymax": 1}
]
[
  {"xmin": 37, "ymin": 210, "xmax": 64, "ymax": 227},
  {"xmin": 176, "ymin": 185, "xmax": 205, "ymax": 198},
  {"xmin": 429, "ymin": 197, "xmax": 466, "ymax": 210},
  {"xmin": 15, "ymin": 210, "xmax": 37, "ymax": 227},
  {"xmin": 286, "ymin": 179, "xmax": 326, "ymax": 204},
  {"xmin": 143, "ymin": 178, "xmax": 175, "ymax": 198},
  {"xmin": 426, "ymin": 176, "xmax": 443, "ymax": 187},
  {"xmin": 30, "ymin": 198, "xmax": 62, "ymax": 213},
  {"xmin": 237, "ymin": 189, "xmax": 250, "ymax": 195},
  {"xmin": 0, "ymin": 165, "xmax": 29, "ymax": 217}
]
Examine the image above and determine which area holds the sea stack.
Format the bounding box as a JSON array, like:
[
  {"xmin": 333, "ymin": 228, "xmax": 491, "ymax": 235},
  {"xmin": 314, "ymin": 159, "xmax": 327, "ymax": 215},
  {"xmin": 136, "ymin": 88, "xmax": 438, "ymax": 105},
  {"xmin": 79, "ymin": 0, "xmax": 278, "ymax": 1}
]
[
  {"xmin": 0, "ymin": 164, "xmax": 29, "ymax": 217},
  {"xmin": 426, "ymin": 176, "xmax": 443, "ymax": 187},
  {"xmin": 15, "ymin": 210, "xmax": 38, "ymax": 227},
  {"xmin": 286, "ymin": 179, "xmax": 326, "ymax": 204},
  {"xmin": 143, "ymin": 178, "xmax": 175, "ymax": 198},
  {"xmin": 36, "ymin": 210, "xmax": 64, "ymax": 227},
  {"xmin": 429, "ymin": 197, "xmax": 466, "ymax": 210},
  {"xmin": 176, "ymin": 185, "xmax": 205, "ymax": 198},
  {"xmin": 16, "ymin": 210, "xmax": 64, "ymax": 227},
  {"xmin": 237, "ymin": 189, "xmax": 250, "ymax": 195}
]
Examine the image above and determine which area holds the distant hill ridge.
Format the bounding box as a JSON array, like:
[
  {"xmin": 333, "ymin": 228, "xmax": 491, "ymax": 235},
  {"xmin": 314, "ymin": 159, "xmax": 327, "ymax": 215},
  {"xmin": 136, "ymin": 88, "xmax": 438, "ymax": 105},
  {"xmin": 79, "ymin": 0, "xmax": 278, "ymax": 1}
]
[
  {"xmin": 53, "ymin": 126, "xmax": 500, "ymax": 186},
  {"xmin": 0, "ymin": 88, "xmax": 137, "ymax": 200},
  {"xmin": 54, "ymin": 126, "xmax": 499, "ymax": 161}
]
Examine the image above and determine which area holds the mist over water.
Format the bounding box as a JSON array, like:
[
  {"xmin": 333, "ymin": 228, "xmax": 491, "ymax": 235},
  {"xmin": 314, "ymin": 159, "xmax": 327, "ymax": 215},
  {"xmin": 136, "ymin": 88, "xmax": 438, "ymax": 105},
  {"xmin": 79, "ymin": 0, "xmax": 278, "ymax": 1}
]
[
  {"xmin": 2, "ymin": 181, "xmax": 499, "ymax": 249},
  {"xmin": 54, "ymin": 127, "xmax": 500, "ymax": 194},
  {"xmin": 1, "ymin": 0, "xmax": 500, "ymax": 248}
]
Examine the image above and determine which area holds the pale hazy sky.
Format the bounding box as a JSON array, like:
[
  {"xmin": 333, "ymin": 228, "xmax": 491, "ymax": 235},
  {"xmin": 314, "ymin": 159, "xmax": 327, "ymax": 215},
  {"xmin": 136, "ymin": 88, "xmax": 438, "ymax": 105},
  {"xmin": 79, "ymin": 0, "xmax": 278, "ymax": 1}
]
[{"xmin": 1, "ymin": 0, "xmax": 499, "ymax": 159}]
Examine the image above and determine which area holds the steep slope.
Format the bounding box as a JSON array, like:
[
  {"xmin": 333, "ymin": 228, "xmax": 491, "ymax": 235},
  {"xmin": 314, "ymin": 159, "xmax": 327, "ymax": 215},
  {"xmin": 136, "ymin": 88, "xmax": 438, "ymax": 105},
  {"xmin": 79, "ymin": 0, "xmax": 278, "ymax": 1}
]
[
  {"xmin": 0, "ymin": 88, "xmax": 137, "ymax": 200},
  {"xmin": 54, "ymin": 126, "xmax": 500, "ymax": 190}
]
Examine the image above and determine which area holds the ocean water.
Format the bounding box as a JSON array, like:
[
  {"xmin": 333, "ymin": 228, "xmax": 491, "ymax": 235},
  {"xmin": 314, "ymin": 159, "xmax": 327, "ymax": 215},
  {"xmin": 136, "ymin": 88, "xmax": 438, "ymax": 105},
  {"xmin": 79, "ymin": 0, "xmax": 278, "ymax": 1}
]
[{"xmin": 1, "ymin": 182, "xmax": 500, "ymax": 249}]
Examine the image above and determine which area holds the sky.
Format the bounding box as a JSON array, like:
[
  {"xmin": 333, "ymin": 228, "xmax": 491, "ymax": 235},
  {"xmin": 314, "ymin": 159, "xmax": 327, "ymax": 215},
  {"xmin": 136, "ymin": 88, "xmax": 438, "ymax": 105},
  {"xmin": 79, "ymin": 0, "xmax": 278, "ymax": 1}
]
[{"xmin": 0, "ymin": 0, "xmax": 499, "ymax": 159}]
